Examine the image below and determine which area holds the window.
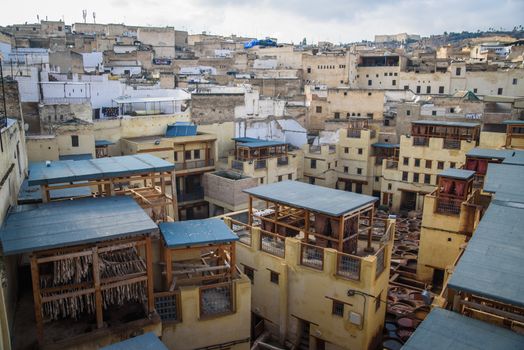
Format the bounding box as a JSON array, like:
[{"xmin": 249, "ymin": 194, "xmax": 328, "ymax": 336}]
[
  {"xmin": 376, "ymin": 74, "xmax": 379, "ymax": 78},
  {"xmin": 344, "ymin": 91, "xmax": 347, "ymax": 96},
  {"xmin": 174, "ymin": 152, "xmax": 178, "ymax": 162},
  {"xmin": 368, "ymin": 80, "xmax": 372, "ymax": 86},
  {"xmin": 406, "ymin": 110, "xmax": 411, "ymax": 116},
  {"xmin": 357, "ymin": 168, "xmax": 362, "ymax": 175},
  {"xmin": 432, "ymin": 111, "xmax": 437, "ymax": 116},
  {"xmin": 394, "ymin": 72, "xmax": 398, "ymax": 76},
  {"xmin": 270, "ymin": 271, "xmax": 279, "ymax": 284},
  {"xmin": 334, "ymin": 112, "xmax": 340, "ymax": 119},
  {"xmin": 403, "ymin": 157, "xmax": 409, "ymax": 166},
  {"xmin": 384, "ymin": 73, "xmax": 388, "ymax": 76},
  {"xmin": 244, "ymin": 266, "xmax": 254, "ymax": 284},
  {"xmin": 392, "ymin": 79, "xmax": 396, "ymax": 86},
  {"xmin": 437, "ymin": 161, "xmax": 444, "ymax": 170},
  {"xmin": 194, "ymin": 149, "xmax": 200, "ymax": 159},
  {"xmin": 288, "ymin": 174, "xmax": 293, "ymax": 180},
  {"xmin": 424, "ymin": 174, "xmax": 431, "ymax": 184},
  {"xmin": 375, "ymin": 176, "xmax": 379, "ymax": 182},
  {"xmin": 310, "ymin": 159, "xmax": 317, "ymax": 169},
  {"xmin": 404, "ymin": 85, "xmax": 409, "ymax": 90},
  {"xmin": 332, "ymin": 300, "xmax": 344, "ymax": 317},
  {"xmin": 450, "ymin": 162, "xmax": 456, "ymax": 168},
  {"xmin": 316, "ymin": 106, "xmax": 322, "ymax": 113},
  {"xmin": 425, "ymin": 160, "xmax": 432, "ymax": 169},
  {"xmin": 309, "ymin": 177, "xmax": 315, "ymax": 184},
  {"xmin": 497, "ymin": 88, "xmax": 503, "ymax": 95},
  {"xmin": 367, "ymin": 113, "xmax": 373, "ymax": 118},
  {"xmin": 368, "ymin": 92, "xmax": 372, "ymax": 96},
  {"xmin": 278, "ymin": 175, "xmax": 283, "ymax": 182},
  {"xmin": 71, "ymin": 135, "xmax": 79, "ymax": 147},
  {"xmin": 439, "ymin": 86, "xmax": 444, "ymax": 94},
  {"xmin": 416, "ymin": 86, "xmax": 421, "ymax": 93},
  {"xmin": 455, "ymin": 67, "xmax": 461, "ymax": 75},
  {"xmin": 450, "ymin": 108, "xmax": 455, "ymax": 113},
  {"xmin": 344, "ymin": 166, "xmax": 349, "ymax": 173},
  {"xmin": 473, "ymin": 88, "xmax": 478, "ymax": 93},
  {"xmin": 358, "ymin": 148, "xmax": 363, "ymax": 155},
  {"xmin": 414, "ymin": 158, "xmax": 420, "ymax": 167},
  {"xmin": 185, "ymin": 150, "xmax": 191, "ymax": 160},
  {"xmin": 388, "ymin": 183, "xmax": 392, "ymax": 190},
  {"xmin": 366, "ymin": 74, "xmax": 369, "ymax": 78},
  {"xmin": 413, "ymin": 173, "xmax": 419, "ymax": 182},
  {"xmin": 402, "ymin": 172, "xmax": 408, "ymax": 181},
  {"xmin": 426, "ymin": 86, "xmax": 431, "ymax": 94},
  {"xmin": 307, "ymin": 67, "xmax": 311, "ymax": 73},
  {"xmin": 513, "ymin": 78, "xmax": 518, "ymax": 85},
  {"xmin": 344, "ymin": 147, "xmax": 349, "ymax": 154}
]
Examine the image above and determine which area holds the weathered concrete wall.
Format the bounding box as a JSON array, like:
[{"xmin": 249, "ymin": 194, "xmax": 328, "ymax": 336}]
[
  {"xmin": 203, "ymin": 172, "xmax": 259, "ymax": 212},
  {"xmin": 0, "ymin": 80, "xmax": 22, "ymax": 120},
  {"xmin": 191, "ymin": 93, "xmax": 245, "ymax": 124}
]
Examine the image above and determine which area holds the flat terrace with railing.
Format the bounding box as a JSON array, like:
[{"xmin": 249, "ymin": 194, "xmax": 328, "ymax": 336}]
[{"xmin": 410, "ymin": 120, "xmax": 480, "ymax": 149}]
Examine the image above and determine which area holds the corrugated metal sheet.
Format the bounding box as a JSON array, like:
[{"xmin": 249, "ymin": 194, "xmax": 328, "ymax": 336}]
[
  {"xmin": 101, "ymin": 333, "xmax": 168, "ymax": 350},
  {"xmin": 0, "ymin": 196, "xmax": 158, "ymax": 255},
  {"xmin": 28, "ymin": 154, "xmax": 174, "ymax": 186},
  {"xmin": 159, "ymin": 218, "xmax": 238, "ymax": 248},
  {"xmin": 244, "ymin": 181, "xmax": 377, "ymax": 217},
  {"xmin": 403, "ymin": 308, "xmax": 524, "ymax": 349}
]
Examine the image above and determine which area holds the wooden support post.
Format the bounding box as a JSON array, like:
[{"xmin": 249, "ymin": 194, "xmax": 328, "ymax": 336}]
[
  {"xmin": 337, "ymin": 216, "xmax": 344, "ymax": 252},
  {"xmin": 30, "ymin": 255, "xmax": 44, "ymax": 345},
  {"xmin": 248, "ymin": 195, "xmax": 253, "ymax": 226},
  {"xmin": 230, "ymin": 243, "xmax": 236, "ymax": 276},
  {"xmin": 303, "ymin": 211, "xmax": 310, "ymax": 242},
  {"xmin": 171, "ymin": 171, "xmax": 179, "ymax": 221},
  {"xmin": 274, "ymin": 203, "xmax": 279, "ymax": 234},
  {"xmin": 145, "ymin": 236, "xmax": 155, "ymax": 314},
  {"xmin": 41, "ymin": 185, "xmax": 49, "ymax": 203},
  {"xmin": 164, "ymin": 246, "xmax": 173, "ymax": 290},
  {"xmin": 365, "ymin": 207, "xmax": 375, "ymax": 253},
  {"xmin": 92, "ymin": 247, "xmax": 104, "ymax": 329}
]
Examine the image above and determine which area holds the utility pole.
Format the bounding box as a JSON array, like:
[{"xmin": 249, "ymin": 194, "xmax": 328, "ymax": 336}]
[{"xmin": 0, "ymin": 58, "xmax": 6, "ymax": 151}]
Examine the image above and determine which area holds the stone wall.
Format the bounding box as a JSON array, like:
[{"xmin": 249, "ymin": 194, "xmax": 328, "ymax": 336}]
[{"xmin": 191, "ymin": 93, "xmax": 244, "ymax": 124}]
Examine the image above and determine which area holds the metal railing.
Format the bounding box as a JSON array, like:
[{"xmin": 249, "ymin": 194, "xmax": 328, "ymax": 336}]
[
  {"xmin": 436, "ymin": 197, "xmax": 462, "ymax": 215},
  {"xmin": 255, "ymin": 159, "xmax": 267, "ymax": 170},
  {"xmin": 199, "ymin": 282, "xmax": 233, "ymax": 318},
  {"xmin": 375, "ymin": 247, "xmax": 386, "ymax": 279},
  {"xmin": 277, "ymin": 156, "xmax": 289, "ymax": 166},
  {"xmin": 231, "ymin": 160, "xmax": 244, "ymax": 171},
  {"xmin": 300, "ymin": 242, "xmax": 324, "ymax": 270},
  {"xmin": 175, "ymin": 159, "xmax": 214, "ymax": 170},
  {"xmin": 154, "ymin": 291, "xmax": 181, "ymax": 322},
  {"xmin": 385, "ymin": 159, "xmax": 398, "ymax": 169},
  {"xmin": 229, "ymin": 218, "xmax": 252, "ymax": 246},
  {"xmin": 412, "ymin": 136, "xmax": 429, "ymax": 146},
  {"xmin": 260, "ymin": 230, "xmax": 285, "ymax": 258},
  {"xmin": 347, "ymin": 130, "xmax": 362, "ymax": 138},
  {"xmin": 336, "ymin": 252, "xmax": 361, "ymax": 280},
  {"xmin": 443, "ymin": 139, "xmax": 461, "ymax": 149}
]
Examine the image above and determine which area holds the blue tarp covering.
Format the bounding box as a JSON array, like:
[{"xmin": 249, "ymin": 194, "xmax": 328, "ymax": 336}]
[
  {"xmin": 159, "ymin": 218, "xmax": 238, "ymax": 248},
  {"xmin": 403, "ymin": 308, "xmax": 524, "ymax": 349},
  {"xmin": 28, "ymin": 154, "xmax": 174, "ymax": 186},
  {"xmin": 101, "ymin": 333, "xmax": 168, "ymax": 350},
  {"xmin": 0, "ymin": 196, "xmax": 158, "ymax": 255},
  {"xmin": 438, "ymin": 168, "xmax": 475, "ymax": 180},
  {"xmin": 166, "ymin": 122, "xmax": 197, "ymax": 137},
  {"xmin": 244, "ymin": 181, "xmax": 377, "ymax": 217},
  {"xmin": 244, "ymin": 39, "xmax": 277, "ymax": 49}
]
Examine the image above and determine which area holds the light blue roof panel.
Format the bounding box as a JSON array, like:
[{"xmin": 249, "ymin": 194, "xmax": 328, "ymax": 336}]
[
  {"xmin": 372, "ymin": 143, "xmax": 400, "ymax": 149},
  {"xmin": 403, "ymin": 308, "xmax": 524, "ymax": 350},
  {"xmin": 0, "ymin": 196, "xmax": 158, "ymax": 255},
  {"xmin": 59, "ymin": 154, "xmax": 93, "ymax": 161},
  {"xmin": 28, "ymin": 154, "xmax": 174, "ymax": 186},
  {"xmin": 238, "ymin": 140, "xmax": 288, "ymax": 148},
  {"xmin": 483, "ymin": 163, "xmax": 524, "ymax": 203},
  {"xmin": 159, "ymin": 218, "xmax": 238, "ymax": 248},
  {"xmin": 438, "ymin": 168, "xmax": 475, "ymax": 180},
  {"xmin": 412, "ymin": 120, "xmax": 480, "ymax": 128},
  {"xmin": 244, "ymin": 181, "xmax": 377, "ymax": 216},
  {"xmin": 95, "ymin": 140, "xmax": 115, "ymax": 147},
  {"xmin": 101, "ymin": 333, "xmax": 168, "ymax": 350},
  {"xmin": 465, "ymin": 148, "xmax": 511, "ymax": 160}
]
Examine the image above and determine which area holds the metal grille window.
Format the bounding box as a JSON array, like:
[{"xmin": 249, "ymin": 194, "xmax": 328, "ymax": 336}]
[
  {"xmin": 270, "ymin": 271, "xmax": 279, "ymax": 284},
  {"xmin": 244, "ymin": 265, "xmax": 255, "ymax": 284},
  {"xmin": 337, "ymin": 254, "xmax": 361, "ymax": 280},
  {"xmin": 260, "ymin": 231, "xmax": 285, "ymax": 258},
  {"xmin": 437, "ymin": 161, "xmax": 444, "ymax": 170},
  {"xmin": 424, "ymin": 174, "xmax": 431, "ymax": 184},
  {"xmin": 332, "ymin": 300, "xmax": 344, "ymax": 317},
  {"xmin": 403, "ymin": 157, "xmax": 409, "ymax": 166},
  {"xmin": 154, "ymin": 292, "xmax": 180, "ymax": 322},
  {"xmin": 300, "ymin": 244, "xmax": 324, "ymax": 270},
  {"xmin": 200, "ymin": 283, "xmax": 233, "ymax": 317},
  {"xmin": 414, "ymin": 158, "xmax": 421, "ymax": 167},
  {"xmin": 375, "ymin": 248, "xmax": 386, "ymax": 278}
]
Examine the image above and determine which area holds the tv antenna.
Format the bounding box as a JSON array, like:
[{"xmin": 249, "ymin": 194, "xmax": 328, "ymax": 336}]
[
  {"xmin": 82, "ymin": 10, "xmax": 87, "ymax": 23},
  {"xmin": 92, "ymin": 12, "xmax": 96, "ymax": 24}
]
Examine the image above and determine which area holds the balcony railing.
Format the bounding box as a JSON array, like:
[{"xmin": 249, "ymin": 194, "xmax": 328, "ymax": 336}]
[
  {"xmin": 385, "ymin": 159, "xmax": 398, "ymax": 169},
  {"xmin": 231, "ymin": 160, "xmax": 244, "ymax": 171},
  {"xmin": 300, "ymin": 242, "xmax": 324, "ymax": 270},
  {"xmin": 154, "ymin": 291, "xmax": 181, "ymax": 323},
  {"xmin": 443, "ymin": 139, "xmax": 461, "ymax": 149},
  {"xmin": 259, "ymin": 230, "xmax": 285, "ymax": 258},
  {"xmin": 412, "ymin": 136, "xmax": 429, "ymax": 146},
  {"xmin": 309, "ymin": 145, "xmax": 321, "ymax": 154},
  {"xmin": 255, "ymin": 159, "xmax": 267, "ymax": 170},
  {"xmin": 336, "ymin": 252, "xmax": 361, "ymax": 280},
  {"xmin": 277, "ymin": 156, "xmax": 289, "ymax": 166},
  {"xmin": 175, "ymin": 159, "xmax": 215, "ymax": 171},
  {"xmin": 375, "ymin": 247, "xmax": 386, "ymax": 279},
  {"xmin": 436, "ymin": 197, "xmax": 463, "ymax": 215},
  {"xmin": 347, "ymin": 130, "xmax": 362, "ymax": 138},
  {"xmin": 199, "ymin": 282, "xmax": 234, "ymax": 318},
  {"xmin": 229, "ymin": 218, "xmax": 252, "ymax": 246}
]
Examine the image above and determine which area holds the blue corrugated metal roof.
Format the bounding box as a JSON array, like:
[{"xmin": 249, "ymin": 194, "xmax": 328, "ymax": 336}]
[
  {"xmin": 59, "ymin": 154, "xmax": 93, "ymax": 161},
  {"xmin": 447, "ymin": 200, "xmax": 524, "ymax": 307},
  {"xmin": 412, "ymin": 120, "xmax": 480, "ymax": 128},
  {"xmin": 438, "ymin": 168, "xmax": 475, "ymax": 180},
  {"xmin": 95, "ymin": 140, "xmax": 115, "ymax": 147},
  {"xmin": 371, "ymin": 143, "xmax": 400, "ymax": 149},
  {"xmin": 232, "ymin": 137, "xmax": 262, "ymax": 143},
  {"xmin": 244, "ymin": 181, "xmax": 377, "ymax": 217},
  {"xmin": 165, "ymin": 123, "xmax": 197, "ymax": 137},
  {"xmin": 101, "ymin": 333, "xmax": 168, "ymax": 350},
  {"xmin": 17, "ymin": 178, "xmax": 92, "ymax": 204},
  {"xmin": 483, "ymin": 163, "xmax": 524, "ymax": 203},
  {"xmin": 238, "ymin": 140, "xmax": 288, "ymax": 148},
  {"xmin": 0, "ymin": 196, "xmax": 158, "ymax": 255},
  {"xmin": 403, "ymin": 308, "xmax": 524, "ymax": 350},
  {"xmin": 28, "ymin": 154, "xmax": 174, "ymax": 186},
  {"xmin": 159, "ymin": 219, "xmax": 238, "ymax": 248}
]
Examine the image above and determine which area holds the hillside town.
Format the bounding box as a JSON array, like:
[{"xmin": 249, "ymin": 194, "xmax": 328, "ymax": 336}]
[{"xmin": 0, "ymin": 14, "xmax": 523, "ymax": 350}]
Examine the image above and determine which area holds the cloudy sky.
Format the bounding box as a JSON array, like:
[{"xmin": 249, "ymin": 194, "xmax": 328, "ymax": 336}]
[{"xmin": 1, "ymin": 0, "xmax": 522, "ymax": 43}]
